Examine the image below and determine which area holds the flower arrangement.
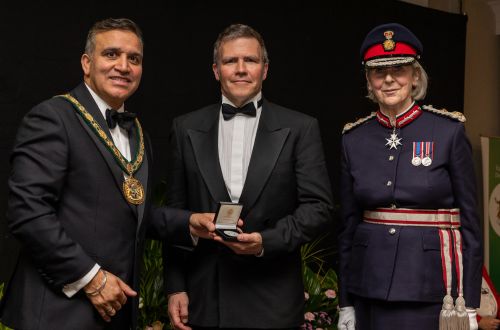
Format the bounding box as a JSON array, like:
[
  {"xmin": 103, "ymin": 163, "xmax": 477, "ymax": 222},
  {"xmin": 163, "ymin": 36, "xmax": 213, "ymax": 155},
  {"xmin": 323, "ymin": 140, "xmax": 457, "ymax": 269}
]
[
  {"xmin": 301, "ymin": 236, "xmax": 339, "ymax": 330},
  {"xmin": 139, "ymin": 183, "xmax": 339, "ymax": 329}
]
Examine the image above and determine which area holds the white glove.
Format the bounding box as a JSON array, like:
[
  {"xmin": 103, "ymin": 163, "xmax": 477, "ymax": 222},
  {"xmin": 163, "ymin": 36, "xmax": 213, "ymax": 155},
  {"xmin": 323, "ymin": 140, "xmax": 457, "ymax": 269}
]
[
  {"xmin": 467, "ymin": 308, "xmax": 478, "ymax": 330},
  {"xmin": 338, "ymin": 306, "xmax": 356, "ymax": 330}
]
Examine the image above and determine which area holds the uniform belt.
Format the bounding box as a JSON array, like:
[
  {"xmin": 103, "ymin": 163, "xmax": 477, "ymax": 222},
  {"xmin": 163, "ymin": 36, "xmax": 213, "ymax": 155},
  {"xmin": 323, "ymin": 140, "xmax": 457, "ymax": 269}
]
[
  {"xmin": 363, "ymin": 207, "xmax": 468, "ymax": 327},
  {"xmin": 363, "ymin": 207, "xmax": 461, "ymax": 228}
]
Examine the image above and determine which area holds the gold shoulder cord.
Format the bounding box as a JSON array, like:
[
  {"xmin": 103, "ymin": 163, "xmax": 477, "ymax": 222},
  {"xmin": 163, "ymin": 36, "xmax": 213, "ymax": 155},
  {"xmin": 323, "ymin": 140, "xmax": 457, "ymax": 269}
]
[
  {"xmin": 342, "ymin": 112, "xmax": 377, "ymax": 134},
  {"xmin": 57, "ymin": 94, "xmax": 145, "ymax": 205}
]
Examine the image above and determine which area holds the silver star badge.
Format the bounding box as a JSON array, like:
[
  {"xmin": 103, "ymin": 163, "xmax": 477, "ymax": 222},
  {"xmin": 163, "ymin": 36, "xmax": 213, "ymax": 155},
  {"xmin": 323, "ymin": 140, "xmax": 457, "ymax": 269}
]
[{"xmin": 386, "ymin": 133, "xmax": 402, "ymax": 150}]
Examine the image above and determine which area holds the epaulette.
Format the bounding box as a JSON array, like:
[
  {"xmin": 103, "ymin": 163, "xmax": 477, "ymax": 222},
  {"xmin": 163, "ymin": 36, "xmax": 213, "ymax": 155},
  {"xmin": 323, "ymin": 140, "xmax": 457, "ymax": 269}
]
[
  {"xmin": 342, "ymin": 112, "xmax": 377, "ymax": 134},
  {"xmin": 421, "ymin": 105, "xmax": 466, "ymax": 123}
]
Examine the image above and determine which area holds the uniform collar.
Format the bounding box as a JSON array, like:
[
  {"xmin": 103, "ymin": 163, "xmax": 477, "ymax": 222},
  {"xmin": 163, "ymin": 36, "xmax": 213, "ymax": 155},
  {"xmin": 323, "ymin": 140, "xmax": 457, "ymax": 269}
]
[{"xmin": 376, "ymin": 102, "xmax": 422, "ymax": 128}]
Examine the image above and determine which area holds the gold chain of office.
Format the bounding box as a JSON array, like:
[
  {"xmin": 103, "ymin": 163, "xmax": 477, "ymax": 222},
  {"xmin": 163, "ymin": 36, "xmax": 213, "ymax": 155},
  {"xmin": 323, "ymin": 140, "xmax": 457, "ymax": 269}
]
[{"xmin": 57, "ymin": 94, "xmax": 145, "ymax": 205}]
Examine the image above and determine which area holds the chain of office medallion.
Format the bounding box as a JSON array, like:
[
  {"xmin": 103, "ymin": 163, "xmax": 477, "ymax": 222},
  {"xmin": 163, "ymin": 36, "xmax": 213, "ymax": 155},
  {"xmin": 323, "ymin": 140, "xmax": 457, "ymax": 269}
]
[{"xmin": 57, "ymin": 94, "xmax": 144, "ymax": 175}]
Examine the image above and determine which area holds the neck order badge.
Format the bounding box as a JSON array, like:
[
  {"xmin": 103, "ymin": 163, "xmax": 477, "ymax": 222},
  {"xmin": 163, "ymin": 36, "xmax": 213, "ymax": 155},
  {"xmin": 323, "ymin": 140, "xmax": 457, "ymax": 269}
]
[
  {"xmin": 57, "ymin": 94, "xmax": 145, "ymax": 205},
  {"xmin": 376, "ymin": 103, "xmax": 423, "ymax": 150}
]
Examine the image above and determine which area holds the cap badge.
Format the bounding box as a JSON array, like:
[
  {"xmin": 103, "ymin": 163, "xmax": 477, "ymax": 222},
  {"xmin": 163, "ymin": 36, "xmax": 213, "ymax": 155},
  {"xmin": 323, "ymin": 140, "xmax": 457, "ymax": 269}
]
[{"xmin": 383, "ymin": 30, "xmax": 395, "ymax": 51}]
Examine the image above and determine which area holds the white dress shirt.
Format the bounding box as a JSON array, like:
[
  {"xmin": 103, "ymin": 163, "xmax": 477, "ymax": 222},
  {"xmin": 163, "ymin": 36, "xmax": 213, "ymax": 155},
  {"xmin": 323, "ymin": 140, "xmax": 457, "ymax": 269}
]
[
  {"xmin": 62, "ymin": 84, "xmax": 132, "ymax": 297},
  {"xmin": 218, "ymin": 92, "xmax": 263, "ymax": 202}
]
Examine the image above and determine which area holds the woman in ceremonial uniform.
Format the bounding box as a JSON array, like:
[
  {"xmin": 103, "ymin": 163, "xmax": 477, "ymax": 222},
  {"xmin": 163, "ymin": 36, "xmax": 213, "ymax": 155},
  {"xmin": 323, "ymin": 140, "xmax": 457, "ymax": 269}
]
[
  {"xmin": 337, "ymin": 23, "xmax": 482, "ymax": 330},
  {"xmin": 478, "ymin": 266, "xmax": 500, "ymax": 330}
]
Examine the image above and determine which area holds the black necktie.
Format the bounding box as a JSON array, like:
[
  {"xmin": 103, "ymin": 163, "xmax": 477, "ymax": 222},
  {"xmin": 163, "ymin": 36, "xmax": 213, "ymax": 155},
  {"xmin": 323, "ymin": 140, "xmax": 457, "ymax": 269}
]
[
  {"xmin": 105, "ymin": 109, "xmax": 136, "ymax": 131},
  {"xmin": 221, "ymin": 99, "xmax": 263, "ymax": 121}
]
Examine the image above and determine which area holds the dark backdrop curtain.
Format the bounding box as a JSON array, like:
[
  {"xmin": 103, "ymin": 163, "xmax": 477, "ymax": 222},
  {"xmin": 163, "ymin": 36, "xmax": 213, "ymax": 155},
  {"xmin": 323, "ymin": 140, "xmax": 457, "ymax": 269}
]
[{"xmin": 0, "ymin": 0, "xmax": 467, "ymax": 281}]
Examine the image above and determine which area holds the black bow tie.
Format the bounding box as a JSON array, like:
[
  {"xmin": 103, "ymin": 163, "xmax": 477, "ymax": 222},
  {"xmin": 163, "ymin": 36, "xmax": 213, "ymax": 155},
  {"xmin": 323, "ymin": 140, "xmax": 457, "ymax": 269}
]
[
  {"xmin": 221, "ymin": 99, "xmax": 263, "ymax": 121},
  {"xmin": 105, "ymin": 109, "xmax": 136, "ymax": 131}
]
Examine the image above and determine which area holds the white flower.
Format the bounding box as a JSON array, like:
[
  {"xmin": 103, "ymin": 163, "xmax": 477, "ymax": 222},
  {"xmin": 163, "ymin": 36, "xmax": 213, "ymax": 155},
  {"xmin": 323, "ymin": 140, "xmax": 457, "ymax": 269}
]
[{"xmin": 139, "ymin": 297, "xmax": 144, "ymax": 309}]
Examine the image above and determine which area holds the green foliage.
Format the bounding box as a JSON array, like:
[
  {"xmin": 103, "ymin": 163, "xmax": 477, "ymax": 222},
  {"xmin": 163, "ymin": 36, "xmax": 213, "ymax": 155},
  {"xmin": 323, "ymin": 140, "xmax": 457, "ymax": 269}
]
[
  {"xmin": 0, "ymin": 283, "xmax": 13, "ymax": 330},
  {"xmin": 301, "ymin": 235, "xmax": 339, "ymax": 330},
  {"xmin": 138, "ymin": 240, "xmax": 168, "ymax": 329},
  {"xmin": 139, "ymin": 182, "xmax": 339, "ymax": 329},
  {"xmin": 138, "ymin": 181, "xmax": 170, "ymax": 329}
]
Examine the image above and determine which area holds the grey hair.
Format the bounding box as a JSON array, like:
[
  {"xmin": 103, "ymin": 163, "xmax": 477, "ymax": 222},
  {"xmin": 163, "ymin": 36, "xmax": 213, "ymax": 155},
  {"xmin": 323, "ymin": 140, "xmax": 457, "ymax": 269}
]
[
  {"xmin": 366, "ymin": 61, "xmax": 428, "ymax": 103},
  {"xmin": 84, "ymin": 18, "xmax": 143, "ymax": 55},
  {"xmin": 213, "ymin": 24, "xmax": 269, "ymax": 64}
]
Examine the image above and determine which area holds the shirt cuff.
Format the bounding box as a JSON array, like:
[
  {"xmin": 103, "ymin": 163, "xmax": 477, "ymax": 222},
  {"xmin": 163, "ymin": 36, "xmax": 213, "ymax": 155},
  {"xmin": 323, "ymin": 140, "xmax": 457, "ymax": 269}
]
[
  {"xmin": 191, "ymin": 234, "xmax": 199, "ymax": 246},
  {"xmin": 62, "ymin": 264, "xmax": 101, "ymax": 298}
]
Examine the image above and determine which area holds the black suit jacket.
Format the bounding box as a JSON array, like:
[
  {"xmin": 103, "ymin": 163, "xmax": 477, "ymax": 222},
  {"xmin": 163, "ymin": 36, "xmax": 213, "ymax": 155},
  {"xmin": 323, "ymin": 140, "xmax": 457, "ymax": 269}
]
[
  {"xmin": 0, "ymin": 83, "xmax": 192, "ymax": 330},
  {"xmin": 164, "ymin": 100, "xmax": 333, "ymax": 328}
]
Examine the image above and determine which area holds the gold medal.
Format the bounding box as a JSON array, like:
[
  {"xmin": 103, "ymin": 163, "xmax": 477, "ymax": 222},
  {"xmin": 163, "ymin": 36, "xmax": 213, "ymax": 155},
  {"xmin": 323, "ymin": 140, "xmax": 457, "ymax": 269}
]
[
  {"xmin": 123, "ymin": 176, "xmax": 145, "ymax": 205},
  {"xmin": 58, "ymin": 94, "xmax": 146, "ymax": 205}
]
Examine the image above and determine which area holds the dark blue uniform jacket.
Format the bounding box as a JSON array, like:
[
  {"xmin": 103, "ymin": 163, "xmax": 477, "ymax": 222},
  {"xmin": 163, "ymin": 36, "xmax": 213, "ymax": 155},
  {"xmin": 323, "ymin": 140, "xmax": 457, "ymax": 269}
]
[{"xmin": 338, "ymin": 106, "xmax": 482, "ymax": 308}]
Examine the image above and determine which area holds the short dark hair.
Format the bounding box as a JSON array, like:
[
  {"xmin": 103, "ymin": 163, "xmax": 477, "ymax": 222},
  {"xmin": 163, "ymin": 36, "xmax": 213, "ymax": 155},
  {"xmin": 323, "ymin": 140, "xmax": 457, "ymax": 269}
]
[
  {"xmin": 213, "ymin": 24, "xmax": 269, "ymax": 64},
  {"xmin": 85, "ymin": 18, "xmax": 143, "ymax": 55}
]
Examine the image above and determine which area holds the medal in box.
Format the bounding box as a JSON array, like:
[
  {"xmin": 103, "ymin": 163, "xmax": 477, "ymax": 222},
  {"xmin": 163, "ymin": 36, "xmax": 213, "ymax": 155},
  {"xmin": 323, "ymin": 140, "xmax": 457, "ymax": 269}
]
[{"xmin": 214, "ymin": 202, "xmax": 243, "ymax": 241}]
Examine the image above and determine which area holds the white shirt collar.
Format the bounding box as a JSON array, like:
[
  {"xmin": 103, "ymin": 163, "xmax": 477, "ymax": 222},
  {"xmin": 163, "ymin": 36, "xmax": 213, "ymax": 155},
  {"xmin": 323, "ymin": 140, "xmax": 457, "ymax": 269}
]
[
  {"xmin": 221, "ymin": 91, "xmax": 263, "ymax": 110},
  {"xmin": 84, "ymin": 83, "xmax": 125, "ymax": 119}
]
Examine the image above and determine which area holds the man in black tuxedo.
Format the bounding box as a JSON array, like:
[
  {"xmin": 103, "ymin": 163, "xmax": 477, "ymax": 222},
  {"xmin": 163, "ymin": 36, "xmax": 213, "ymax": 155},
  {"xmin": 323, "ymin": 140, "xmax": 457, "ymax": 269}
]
[
  {"xmin": 0, "ymin": 18, "xmax": 214, "ymax": 329},
  {"xmin": 166, "ymin": 24, "xmax": 333, "ymax": 329}
]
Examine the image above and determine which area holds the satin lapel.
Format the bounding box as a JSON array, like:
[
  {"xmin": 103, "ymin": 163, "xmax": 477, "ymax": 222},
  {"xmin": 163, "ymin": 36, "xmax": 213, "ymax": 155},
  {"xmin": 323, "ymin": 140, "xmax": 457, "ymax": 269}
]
[
  {"xmin": 187, "ymin": 106, "xmax": 231, "ymax": 203},
  {"xmin": 70, "ymin": 83, "xmax": 131, "ymax": 208},
  {"xmin": 239, "ymin": 101, "xmax": 290, "ymax": 211}
]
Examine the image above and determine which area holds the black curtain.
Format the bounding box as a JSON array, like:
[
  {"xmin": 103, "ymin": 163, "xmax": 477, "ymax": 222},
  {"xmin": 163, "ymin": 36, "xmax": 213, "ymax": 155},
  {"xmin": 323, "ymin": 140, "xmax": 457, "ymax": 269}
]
[{"xmin": 0, "ymin": 0, "xmax": 467, "ymax": 281}]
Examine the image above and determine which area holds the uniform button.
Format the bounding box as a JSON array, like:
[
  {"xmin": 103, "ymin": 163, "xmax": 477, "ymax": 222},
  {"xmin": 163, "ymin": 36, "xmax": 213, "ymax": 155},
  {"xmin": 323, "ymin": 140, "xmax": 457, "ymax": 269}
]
[
  {"xmin": 386, "ymin": 181, "xmax": 392, "ymax": 186},
  {"xmin": 389, "ymin": 228, "xmax": 396, "ymax": 235},
  {"xmin": 388, "ymin": 155, "xmax": 394, "ymax": 161}
]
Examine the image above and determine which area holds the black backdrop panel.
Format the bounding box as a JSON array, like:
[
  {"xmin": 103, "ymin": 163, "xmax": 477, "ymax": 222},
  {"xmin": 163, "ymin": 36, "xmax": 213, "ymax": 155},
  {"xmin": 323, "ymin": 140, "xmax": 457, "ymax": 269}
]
[{"xmin": 0, "ymin": 0, "xmax": 466, "ymax": 281}]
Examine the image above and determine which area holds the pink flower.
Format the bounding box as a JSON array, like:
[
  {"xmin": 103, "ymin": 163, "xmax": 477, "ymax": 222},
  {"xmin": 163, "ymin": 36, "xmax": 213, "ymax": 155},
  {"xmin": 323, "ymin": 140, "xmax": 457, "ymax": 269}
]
[
  {"xmin": 304, "ymin": 312, "xmax": 315, "ymax": 321},
  {"xmin": 304, "ymin": 291, "xmax": 310, "ymax": 300},
  {"xmin": 325, "ymin": 289, "xmax": 336, "ymax": 299}
]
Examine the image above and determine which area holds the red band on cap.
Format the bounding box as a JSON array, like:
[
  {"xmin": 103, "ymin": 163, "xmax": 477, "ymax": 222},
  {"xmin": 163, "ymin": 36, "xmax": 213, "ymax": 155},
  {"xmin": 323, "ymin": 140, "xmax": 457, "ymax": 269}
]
[{"xmin": 364, "ymin": 42, "xmax": 417, "ymax": 61}]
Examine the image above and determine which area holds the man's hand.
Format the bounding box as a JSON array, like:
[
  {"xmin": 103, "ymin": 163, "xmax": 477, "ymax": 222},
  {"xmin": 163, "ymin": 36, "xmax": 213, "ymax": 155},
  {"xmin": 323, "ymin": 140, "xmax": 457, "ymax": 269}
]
[
  {"xmin": 189, "ymin": 213, "xmax": 244, "ymax": 239},
  {"xmin": 214, "ymin": 232, "xmax": 263, "ymax": 255},
  {"xmin": 168, "ymin": 292, "xmax": 191, "ymax": 330},
  {"xmin": 189, "ymin": 213, "xmax": 216, "ymax": 239},
  {"xmin": 84, "ymin": 270, "xmax": 137, "ymax": 322}
]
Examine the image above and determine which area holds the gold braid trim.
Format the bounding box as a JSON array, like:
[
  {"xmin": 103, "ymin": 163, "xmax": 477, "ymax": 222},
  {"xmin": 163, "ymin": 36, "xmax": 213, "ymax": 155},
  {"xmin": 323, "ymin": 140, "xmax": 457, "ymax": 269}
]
[
  {"xmin": 421, "ymin": 105, "xmax": 466, "ymax": 123},
  {"xmin": 342, "ymin": 112, "xmax": 377, "ymax": 134}
]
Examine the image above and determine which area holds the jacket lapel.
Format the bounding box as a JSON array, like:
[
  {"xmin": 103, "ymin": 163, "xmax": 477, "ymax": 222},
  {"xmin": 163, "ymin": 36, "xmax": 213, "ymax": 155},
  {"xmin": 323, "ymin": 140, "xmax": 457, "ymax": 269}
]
[
  {"xmin": 130, "ymin": 124, "xmax": 148, "ymax": 223},
  {"xmin": 187, "ymin": 105, "xmax": 231, "ymax": 203},
  {"xmin": 239, "ymin": 100, "xmax": 290, "ymax": 211},
  {"xmin": 70, "ymin": 83, "xmax": 138, "ymax": 215}
]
